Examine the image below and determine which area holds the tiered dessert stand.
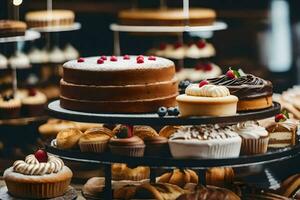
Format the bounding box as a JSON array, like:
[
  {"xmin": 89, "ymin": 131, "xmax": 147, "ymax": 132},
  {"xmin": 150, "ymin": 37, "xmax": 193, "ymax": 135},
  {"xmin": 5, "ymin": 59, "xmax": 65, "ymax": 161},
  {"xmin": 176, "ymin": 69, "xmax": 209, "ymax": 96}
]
[{"xmin": 45, "ymin": 100, "xmax": 300, "ymax": 199}]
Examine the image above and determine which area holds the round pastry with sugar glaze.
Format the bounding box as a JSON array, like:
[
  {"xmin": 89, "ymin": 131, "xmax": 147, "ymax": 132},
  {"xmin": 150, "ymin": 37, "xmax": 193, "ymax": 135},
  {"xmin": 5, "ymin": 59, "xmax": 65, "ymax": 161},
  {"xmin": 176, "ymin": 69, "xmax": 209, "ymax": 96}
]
[
  {"xmin": 61, "ymin": 55, "xmax": 178, "ymax": 113},
  {"xmin": 176, "ymin": 83, "xmax": 238, "ymax": 117}
]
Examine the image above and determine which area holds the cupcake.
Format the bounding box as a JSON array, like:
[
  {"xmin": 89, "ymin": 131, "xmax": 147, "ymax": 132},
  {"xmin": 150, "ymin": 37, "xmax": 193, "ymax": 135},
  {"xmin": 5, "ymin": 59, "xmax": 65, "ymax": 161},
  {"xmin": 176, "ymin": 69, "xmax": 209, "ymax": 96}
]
[
  {"xmin": 109, "ymin": 125, "xmax": 145, "ymax": 157},
  {"xmin": 21, "ymin": 89, "xmax": 47, "ymax": 116},
  {"xmin": 79, "ymin": 131, "xmax": 111, "ymax": 153},
  {"xmin": 144, "ymin": 136, "xmax": 170, "ymax": 157},
  {"xmin": 0, "ymin": 94, "xmax": 21, "ymax": 119},
  {"xmin": 168, "ymin": 125, "xmax": 242, "ymax": 159},
  {"xmin": 4, "ymin": 149, "xmax": 73, "ymax": 199},
  {"xmin": 234, "ymin": 121, "xmax": 269, "ymax": 155}
]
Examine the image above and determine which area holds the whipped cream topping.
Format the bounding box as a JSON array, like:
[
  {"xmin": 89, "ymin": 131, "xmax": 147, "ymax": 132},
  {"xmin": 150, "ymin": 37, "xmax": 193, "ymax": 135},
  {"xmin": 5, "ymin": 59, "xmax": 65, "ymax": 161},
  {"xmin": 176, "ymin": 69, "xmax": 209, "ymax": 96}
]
[
  {"xmin": 185, "ymin": 84, "xmax": 230, "ymax": 97},
  {"xmin": 28, "ymin": 47, "xmax": 49, "ymax": 64},
  {"xmin": 13, "ymin": 154, "xmax": 64, "ymax": 175},
  {"xmin": 49, "ymin": 46, "xmax": 66, "ymax": 63},
  {"xmin": 64, "ymin": 44, "xmax": 79, "ymax": 61},
  {"xmin": 21, "ymin": 91, "xmax": 47, "ymax": 105},
  {"xmin": 0, "ymin": 53, "xmax": 8, "ymax": 69},
  {"xmin": 234, "ymin": 121, "xmax": 268, "ymax": 139},
  {"xmin": 170, "ymin": 125, "xmax": 239, "ymax": 140},
  {"xmin": 9, "ymin": 52, "xmax": 30, "ymax": 69},
  {"xmin": 185, "ymin": 43, "xmax": 216, "ymax": 59}
]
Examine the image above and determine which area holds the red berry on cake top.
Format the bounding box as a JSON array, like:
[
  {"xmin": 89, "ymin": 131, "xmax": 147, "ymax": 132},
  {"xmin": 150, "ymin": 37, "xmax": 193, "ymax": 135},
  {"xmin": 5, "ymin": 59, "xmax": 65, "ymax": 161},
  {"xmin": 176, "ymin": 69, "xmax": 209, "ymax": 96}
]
[
  {"xmin": 77, "ymin": 58, "xmax": 85, "ymax": 63},
  {"xmin": 197, "ymin": 40, "xmax": 206, "ymax": 49},
  {"xmin": 110, "ymin": 56, "xmax": 118, "ymax": 62},
  {"xmin": 97, "ymin": 59, "xmax": 104, "ymax": 64},
  {"xmin": 101, "ymin": 55, "xmax": 107, "ymax": 60},
  {"xmin": 199, "ymin": 80, "xmax": 209, "ymax": 87},
  {"xmin": 34, "ymin": 149, "xmax": 48, "ymax": 163},
  {"xmin": 174, "ymin": 42, "xmax": 183, "ymax": 49},
  {"xmin": 137, "ymin": 57, "xmax": 144, "ymax": 64},
  {"xmin": 159, "ymin": 43, "xmax": 167, "ymax": 50},
  {"xmin": 28, "ymin": 88, "xmax": 37, "ymax": 96},
  {"xmin": 116, "ymin": 125, "xmax": 133, "ymax": 138},
  {"xmin": 203, "ymin": 63, "xmax": 213, "ymax": 71},
  {"xmin": 148, "ymin": 56, "xmax": 156, "ymax": 61},
  {"xmin": 123, "ymin": 55, "xmax": 130, "ymax": 60},
  {"xmin": 226, "ymin": 69, "xmax": 236, "ymax": 79},
  {"xmin": 275, "ymin": 114, "xmax": 286, "ymax": 122}
]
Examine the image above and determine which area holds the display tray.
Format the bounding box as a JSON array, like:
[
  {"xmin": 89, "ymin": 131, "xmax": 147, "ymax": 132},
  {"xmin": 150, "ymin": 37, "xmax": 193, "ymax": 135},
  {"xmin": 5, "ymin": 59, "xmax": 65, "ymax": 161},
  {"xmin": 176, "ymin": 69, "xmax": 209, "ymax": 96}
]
[
  {"xmin": 48, "ymin": 100, "xmax": 281, "ymax": 125},
  {"xmin": 30, "ymin": 23, "xmax": 81, "ymax": 33},
  {"xmin": 0, "ymin": 30, "xmax": 40, "ymax": 43},
  {"xmin": 110, "ymin": 21, "xmax": 227, "ymax": 33},
  {"xmin": 46, "ymin": 139, "xmax": 300, "ymax": 169},
  {"xmin": 0, "ymin": 115, "xmax": 48, "ymax": 126}
]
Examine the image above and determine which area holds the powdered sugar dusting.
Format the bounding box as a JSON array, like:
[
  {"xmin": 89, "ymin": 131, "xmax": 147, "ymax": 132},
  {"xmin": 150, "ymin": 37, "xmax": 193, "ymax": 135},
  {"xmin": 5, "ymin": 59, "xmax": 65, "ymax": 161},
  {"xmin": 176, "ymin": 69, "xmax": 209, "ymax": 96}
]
[{"xmin": 63, "ymin": 56, "xmax": 174, "ymax": 71}]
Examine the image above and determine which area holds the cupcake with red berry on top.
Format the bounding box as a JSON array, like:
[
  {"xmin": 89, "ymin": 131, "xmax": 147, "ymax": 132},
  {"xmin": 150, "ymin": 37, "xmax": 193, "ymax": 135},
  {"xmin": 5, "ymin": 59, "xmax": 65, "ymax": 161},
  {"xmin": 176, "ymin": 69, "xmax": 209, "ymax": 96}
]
[
  {"xmin": 0, "ymin": 94, "xmax": 21, "ymax": 119},
  {"xmin": 4, "ymin": 149, "xmax": 73, "ymax": 199},
  {"xmin": 109, "ymin": 125, "xmax": 145, "ymax": 157},
  {"xmin": 21, "ymin": 88, "xmax": 47, "ymax": 116}
]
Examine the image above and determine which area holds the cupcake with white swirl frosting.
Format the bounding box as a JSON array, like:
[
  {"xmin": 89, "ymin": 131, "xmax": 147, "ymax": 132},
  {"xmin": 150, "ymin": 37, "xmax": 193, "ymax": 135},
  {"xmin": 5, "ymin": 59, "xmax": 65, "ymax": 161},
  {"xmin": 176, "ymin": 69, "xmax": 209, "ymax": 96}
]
[
  {"xmin": 4, "ymin": 149, "xmax": 73, "ymax": 199},
  {"xmin": 176, "ymin": 81, "xmax": 238, "ymax": 117},
  {"xmin": 234, "ymin": 121, "xmax": 269, "ymax": 155}
]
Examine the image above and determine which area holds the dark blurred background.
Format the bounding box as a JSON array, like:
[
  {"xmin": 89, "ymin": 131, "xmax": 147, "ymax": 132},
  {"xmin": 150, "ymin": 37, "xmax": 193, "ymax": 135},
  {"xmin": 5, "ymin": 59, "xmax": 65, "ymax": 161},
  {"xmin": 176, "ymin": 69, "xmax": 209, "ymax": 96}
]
[{"xmin": 1, "ymin": 0, "xmax": 300, "ymax": 92}]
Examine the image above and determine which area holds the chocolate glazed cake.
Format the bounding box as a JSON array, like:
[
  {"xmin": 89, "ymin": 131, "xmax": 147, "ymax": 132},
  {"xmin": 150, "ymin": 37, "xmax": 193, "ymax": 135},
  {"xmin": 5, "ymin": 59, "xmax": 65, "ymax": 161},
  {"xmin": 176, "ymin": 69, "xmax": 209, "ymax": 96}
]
[
  {"xmin": 208, "ymin": 74, "xmax": 273, "ymax": 111},
  {"xmin": 60, "ymin": 56, "xmax": 178, "ymax": 113}
]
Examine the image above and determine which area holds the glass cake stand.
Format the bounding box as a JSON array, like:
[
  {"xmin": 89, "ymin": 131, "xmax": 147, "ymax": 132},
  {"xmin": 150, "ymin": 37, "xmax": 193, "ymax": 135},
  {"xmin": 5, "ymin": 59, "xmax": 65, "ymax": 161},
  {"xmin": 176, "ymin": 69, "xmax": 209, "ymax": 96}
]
[
  {"xmin": 29, "ymin": 23, "xmax": 82, "ymax": 33},
  {"xmin": 0, "ymin": 30, "xmax": 40, "ymax": 43},
  {"xmin": 44, "ymin": 100, "xmax": 298, "ymax": 199}
]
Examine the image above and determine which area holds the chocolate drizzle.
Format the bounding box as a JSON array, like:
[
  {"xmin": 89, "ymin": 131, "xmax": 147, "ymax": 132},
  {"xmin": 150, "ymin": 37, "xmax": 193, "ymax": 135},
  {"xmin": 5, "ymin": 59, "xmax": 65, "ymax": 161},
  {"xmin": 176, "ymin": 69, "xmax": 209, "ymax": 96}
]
[{"xmin": 208, "ymin": 74, "xmax": 273, "ymax": 100}]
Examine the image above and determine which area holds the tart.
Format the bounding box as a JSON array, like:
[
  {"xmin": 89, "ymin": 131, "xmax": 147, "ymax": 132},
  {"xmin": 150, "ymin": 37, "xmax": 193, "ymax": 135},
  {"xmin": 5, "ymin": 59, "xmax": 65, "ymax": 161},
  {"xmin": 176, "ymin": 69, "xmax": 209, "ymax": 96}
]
[
  {"xmin": 21, "ymin": 89, "xmax": 47, "ymax": 116},
  {"xmin": 0, "ymin": 94, "xmax": 21, "ymax": 119},
  {"xmin": 176, "ymin": 82, "xmax": 238, "ymax": 117},
  {"xmin": 234, "ymin": 121, "xmax": 269, "ymax": 155},
  {"xmin": 0, "ymin": 20, "xmax": 27, "ymax": 38},
  {"xmin": 25, "ymin": 10, "xmax": 75, "ymax": 28},
  {"xmin": 109, "ymin": 125, "xmax": 145, "ymax": 157},
  {"xmin": 4, "ymin": 150, "xmax": 72, "ymax": 199},
  {"xmin": 208, "ymin": 69, "xmax": 273, "ymax": 111},
  {"xmin": 168, "ymin": 125, "xmax": 242, "ymax": 159}
]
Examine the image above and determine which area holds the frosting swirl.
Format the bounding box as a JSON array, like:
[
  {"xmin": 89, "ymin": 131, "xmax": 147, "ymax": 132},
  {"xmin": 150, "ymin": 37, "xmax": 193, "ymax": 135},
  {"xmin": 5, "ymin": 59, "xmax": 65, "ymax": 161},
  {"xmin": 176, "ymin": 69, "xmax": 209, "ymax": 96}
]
[
  {"xmin": 208, "ymin": 74, "xmax": 273, "ymax": 100},
  {"xmin": 234, "ymin": 121, "xmax": 268, "ymax": 139},
  {"xmin": 170, "ymin": 125, "xmax": 239, "ymax": 141},
  {"xmin": 13, "ymin": 154, "xmax": 64, "ymax": 175},
  {"xmin": 185, "ymin": 84, "xmax": 230, "ymax": 97}
]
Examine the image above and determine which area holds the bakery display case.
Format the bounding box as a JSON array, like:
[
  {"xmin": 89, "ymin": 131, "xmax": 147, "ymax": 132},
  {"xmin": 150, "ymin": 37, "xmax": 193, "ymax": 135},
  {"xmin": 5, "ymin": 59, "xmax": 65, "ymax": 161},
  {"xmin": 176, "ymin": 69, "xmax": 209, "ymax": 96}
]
[{"xmin": 1, "ymin": 0, "xmax": 300, "ymax": 199}]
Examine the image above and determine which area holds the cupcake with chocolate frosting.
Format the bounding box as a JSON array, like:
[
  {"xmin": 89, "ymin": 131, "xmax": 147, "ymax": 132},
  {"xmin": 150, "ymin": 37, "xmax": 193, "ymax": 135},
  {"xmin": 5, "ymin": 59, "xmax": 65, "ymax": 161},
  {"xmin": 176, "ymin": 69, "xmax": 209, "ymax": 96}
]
[
  {"xmin": 4, "ymin": 149, "xmax": 73, "ymax": 199},
  {"xmin": 208, "ymin": 69, "xmax": 273, "ymax": 111},
  {"xmin": 234, "ymin": 121, "xmax": 269, "ymax": 155}
]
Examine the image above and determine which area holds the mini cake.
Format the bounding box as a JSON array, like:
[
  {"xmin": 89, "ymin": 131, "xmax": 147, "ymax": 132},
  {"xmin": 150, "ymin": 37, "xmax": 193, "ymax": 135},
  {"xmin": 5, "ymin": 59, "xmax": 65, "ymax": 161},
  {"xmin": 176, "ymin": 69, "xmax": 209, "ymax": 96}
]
[
  {"xmin": 0, "ymin": 20, "xmax": 27, "ymax": 37},
  {"xmin": 168, "ymin": 125, "xmax": 242, "ymax": 158},
  {"xmin": 9, "ymin": 52, "xmax": 30, "ymax": 69},
  {"xmin": 119, "ymin": 8, "xmax": 216, "ymax": 26},
  {"xmin": 234, "ymin": 121, "xmax": 269, "ymax": 155},
  {"xmin": 185, "ymin": 40, "xmax": 216, "ymax": 59},
  {"xmin": 64, "ymin": 43, "xmax": 79, "ymax": 61},
  {"xmin": 176, "ymin": 62, "xmax": 221, "ymax": 81},
  {"xmin": 265, "ymin": 113, "xmax": 298, "ymax": 149},
  {"xmin": 0, "ymin": 94, "xmax": 21, "ymax": 119},
  {"xmin": 79, "ymin": 130, "xmax": 111, "ymax": 153},
  {"xmin": 61, "ymin": 55, "xmax": 178, "ymax": 113},
  {"xmin": 109, "ymin": 125, "xmax": 145, "ymax": 157},
  {"xmin": 48, "ymin": 46, "xmax": 66, "ymax": 64},
  {"xmin": 25, "ymin": 10, "xmax": 75, "ymax": 28},
  {"xmin": 208, "ymin": 69, "xmax": 273, "ymax": 111},
  {"xmin": 176, "ymin": 81, "xmax": 238, "ymax": 117},
  {"xmin": 144, "ymin": 136, "xmax": 169, "ymax": 157},
  {"xmin": 56, "ymin": 128, "xmax": 84, "ymax": 149},
  {"xmin": 21, "ymin": 89, "xmax": 47, "ymax": 116},
  {"xmin": 4, "ymin": 149, "xmax": 72, "ymax": 199},
  {"xmin": 0, "ymin": 53, "xmax": 8, "ymax": 69}
]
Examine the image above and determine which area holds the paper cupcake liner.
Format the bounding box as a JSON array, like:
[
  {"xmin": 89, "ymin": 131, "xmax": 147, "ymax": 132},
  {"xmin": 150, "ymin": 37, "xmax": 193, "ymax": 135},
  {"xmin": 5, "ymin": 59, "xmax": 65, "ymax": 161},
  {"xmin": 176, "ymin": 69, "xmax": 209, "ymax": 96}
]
[
  {"xmin": 241, "ymin": 137, "xmax": 269, "ymax": 155},
  {"xmin": 22, "ymin": 103, "xmax": 45, "ymax": 116},
  {"xmin": 79, "ymin": 141, "xmax": 108, "ymax": 153},
  {"xmin": 6, "ymin": 179, "xmax": 71, "ymax": 199},
  {"xmin": 0, "ymin": 107, "xmax": 20, "ymax": 119},
  {"xmin": 109, "ymin": 145, "xmax": 145, "ymax": 157}
]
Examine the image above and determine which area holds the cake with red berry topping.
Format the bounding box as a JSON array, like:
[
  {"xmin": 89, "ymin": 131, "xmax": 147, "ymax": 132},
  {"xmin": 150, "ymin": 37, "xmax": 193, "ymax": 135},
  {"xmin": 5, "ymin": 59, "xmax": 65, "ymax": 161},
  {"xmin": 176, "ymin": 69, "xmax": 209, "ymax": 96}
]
[
  {"xmin": 208, "ymin": 69, "xmax": 273, "ymax": 111},
  {"xmin": 60, "ymin": 55, "xmax": 178, "ymax": 113},
  {"xmin": 0, "ymin": 94, "xmax": 21, "ymax": 119},
  {"xmin": 119, "ymin": 8, "xmax": 216, "ymax": 26},
  {"xmin": 4, "ymin": 149, "xmax": 73, "ymax": 199},
  {"xmin": 21, "ymin": 89, "xmax": 47, "ymax": 116},
  {"xmin": 176, "ymin": 81, "xmax": 238, "ymax": 117},
  {"xmin": 0, "ymin": 20, "xmax": 27, "ymax": 38}
]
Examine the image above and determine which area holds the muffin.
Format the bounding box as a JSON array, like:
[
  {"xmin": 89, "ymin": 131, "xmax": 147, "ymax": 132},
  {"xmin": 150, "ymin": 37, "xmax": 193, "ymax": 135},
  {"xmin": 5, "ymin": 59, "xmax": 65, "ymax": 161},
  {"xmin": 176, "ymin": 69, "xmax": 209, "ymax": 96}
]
[
  {"xmin": 234, "ymin": 121, "xmax": 269, "ymax": 155},
  {"xmin": 79, "ymin": 131, "xmax": 111, "ymax": 153},
  {"xmin": 56, "ymin": 128, "xmax": 84, "ymax": 149},
  {"xmin": 0, "ymin": 94, "xmax": 21, "ymax": 119},
  {"xmin": 176, "ymin": 83, "xmax": 238, "ymax": 117},
  {"xmin": 38, "ymin": 119, "xmax": 79, "ymax": 138},
  {"xmin": 21, "ymin": 89, "xmax": 47, "ymax": 116},
  {"xmin": 144, "ymin": 136, "xmax": 170, "ymax": 157},
  {"xmin": 168, "ymin": 125, "xmax": 242, "ymax": 159},
  {"xmin": 85, "ymin": 126, "xmax": 114, "ymax": 137},
  {"xmin": 109, "ymin": 125, "xmax": 145, "ymax": 157},
  {"xmin": 4, "ymin": 149, "xmax": 72, "ymax": 199}
]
